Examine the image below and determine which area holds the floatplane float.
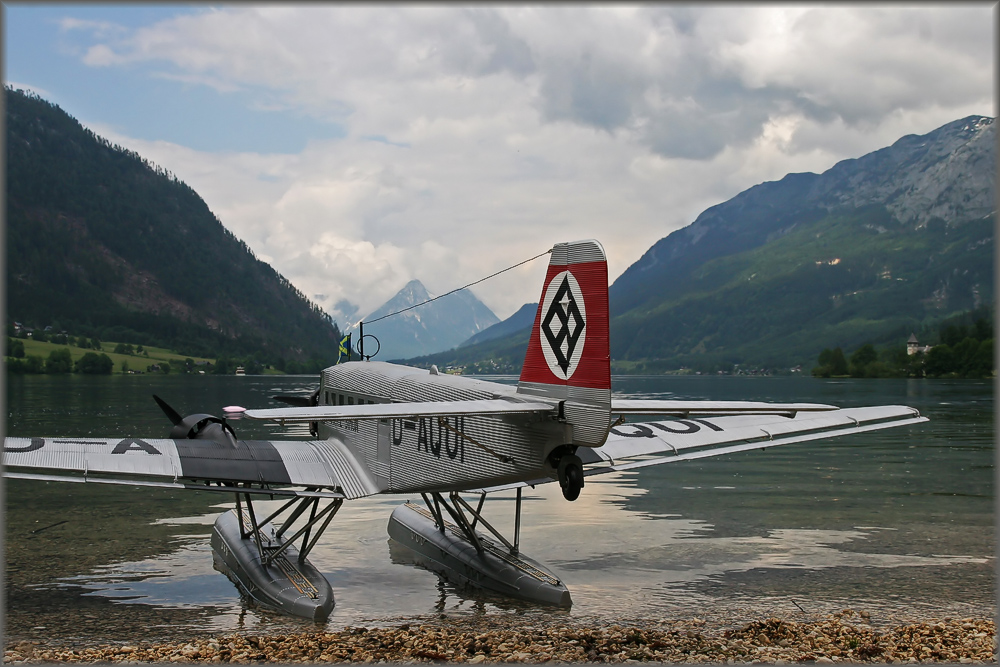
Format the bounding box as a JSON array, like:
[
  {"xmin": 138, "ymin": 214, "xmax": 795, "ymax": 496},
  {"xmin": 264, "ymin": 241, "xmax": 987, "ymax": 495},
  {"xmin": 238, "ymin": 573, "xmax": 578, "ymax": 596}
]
[{"xmin": 2, "ymin": 240, "xmax": 927, "ymax": 620}]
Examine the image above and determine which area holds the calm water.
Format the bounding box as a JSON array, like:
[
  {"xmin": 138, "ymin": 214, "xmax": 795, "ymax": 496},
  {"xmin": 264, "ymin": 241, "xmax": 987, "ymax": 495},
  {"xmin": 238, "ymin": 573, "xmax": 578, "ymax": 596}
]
[{"xmin": 3, "ymin": 373, "xmax": 994, "ymax": 644}]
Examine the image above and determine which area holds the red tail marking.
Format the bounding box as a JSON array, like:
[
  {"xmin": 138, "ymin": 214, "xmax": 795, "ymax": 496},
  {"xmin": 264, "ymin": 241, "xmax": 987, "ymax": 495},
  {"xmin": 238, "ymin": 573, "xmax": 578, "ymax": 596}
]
[{"xmin": 520, "ymin": 260, "xmax": 610, "ymax": 390}]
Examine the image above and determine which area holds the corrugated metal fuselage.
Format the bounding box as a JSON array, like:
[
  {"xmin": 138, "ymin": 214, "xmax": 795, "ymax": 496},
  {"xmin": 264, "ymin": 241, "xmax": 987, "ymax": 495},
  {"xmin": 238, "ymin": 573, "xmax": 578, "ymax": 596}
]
[{"xmin": 316, "ymin": 362, "xmax": 568, "ymax": 494}]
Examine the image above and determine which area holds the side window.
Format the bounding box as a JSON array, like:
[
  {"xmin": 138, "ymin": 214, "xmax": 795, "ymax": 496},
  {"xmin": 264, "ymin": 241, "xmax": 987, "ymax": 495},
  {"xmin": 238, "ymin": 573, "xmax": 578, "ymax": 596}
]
[
  {"xmin": 338, "ymin": 394, "xmax": 345, "ymax": 406},
  {"xmin": 348, "ymin": 396, "xmax": 355, "ymax": 405}
]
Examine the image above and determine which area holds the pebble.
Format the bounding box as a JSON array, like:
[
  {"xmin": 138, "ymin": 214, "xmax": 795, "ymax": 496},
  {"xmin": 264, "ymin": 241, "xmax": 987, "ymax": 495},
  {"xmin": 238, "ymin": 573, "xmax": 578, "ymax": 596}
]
[{"xmin": 2, "ymin": 610, "xmax": 995, "ymax": 663}]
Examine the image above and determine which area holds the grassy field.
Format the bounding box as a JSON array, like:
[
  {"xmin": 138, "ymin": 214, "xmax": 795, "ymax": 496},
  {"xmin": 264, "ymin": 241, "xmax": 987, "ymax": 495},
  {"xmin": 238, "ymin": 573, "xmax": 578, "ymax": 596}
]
[{"xmin": 13, "ymin": 338, "xmax": 216, "ymax": 374}]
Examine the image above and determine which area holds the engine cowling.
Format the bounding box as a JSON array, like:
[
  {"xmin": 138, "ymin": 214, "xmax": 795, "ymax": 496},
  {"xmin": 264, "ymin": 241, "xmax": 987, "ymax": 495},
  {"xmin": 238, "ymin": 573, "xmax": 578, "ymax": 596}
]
[{"xmin": 154, "ymin": 395, "xmax": 238, "ymax": 447}]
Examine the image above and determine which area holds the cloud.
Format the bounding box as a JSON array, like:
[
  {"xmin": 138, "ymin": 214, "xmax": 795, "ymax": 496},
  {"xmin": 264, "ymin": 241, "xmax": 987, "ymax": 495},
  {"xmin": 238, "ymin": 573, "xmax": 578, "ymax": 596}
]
[
  {"xmin": 62, "ymin": 6, "xmax": 992, "ymax": 323},
  {"xmin": 69, "ymin": 6, "xmax": 993, "ymax": 157}
]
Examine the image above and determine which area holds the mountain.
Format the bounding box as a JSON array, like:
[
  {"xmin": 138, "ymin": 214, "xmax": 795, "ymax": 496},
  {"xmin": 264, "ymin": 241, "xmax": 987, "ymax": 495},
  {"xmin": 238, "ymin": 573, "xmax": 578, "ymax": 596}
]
[
  {"xmin": 459, "ymin": 302, "xmax": 537, "ymax": 347},
  {"xmin": 6, "ymin": 87, "xmax": 342, "ymax": 364},
  {"xmin": 359, "ymin": 280, "xmax": 498, "ymax": 360},
  {"xmin": 611, "ymin": 116, "xmax": 995, "ymax": 317},
  {"xmin": 413, "ymin": 115, "xmax": 995, "ymax": 373},
  {"xmin": 609, "ymin": 115, "xmax": 994, "ymax": 370}
]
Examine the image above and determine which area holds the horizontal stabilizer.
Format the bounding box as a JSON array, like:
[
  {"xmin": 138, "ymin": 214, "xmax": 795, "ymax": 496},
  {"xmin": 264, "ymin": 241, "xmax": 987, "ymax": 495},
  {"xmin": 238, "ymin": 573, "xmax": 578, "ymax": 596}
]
[
  {"xmin": 245, "ymin": 398, "xmax": 556, "ymax": 423},
  {"xmin": 469, "ymin": 405, "xmax": 926, "ymax": 493},
  {"xmin": 611, "ymin": 399, "xmax": 837, "ymax": 416}
]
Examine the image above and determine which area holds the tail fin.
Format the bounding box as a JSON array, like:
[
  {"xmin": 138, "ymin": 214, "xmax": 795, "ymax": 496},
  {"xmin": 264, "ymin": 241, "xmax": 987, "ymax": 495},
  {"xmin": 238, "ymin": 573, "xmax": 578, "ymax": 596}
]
[{"xmin": 518, "ymin": 240, "xmax": 611, "ymax": 446}]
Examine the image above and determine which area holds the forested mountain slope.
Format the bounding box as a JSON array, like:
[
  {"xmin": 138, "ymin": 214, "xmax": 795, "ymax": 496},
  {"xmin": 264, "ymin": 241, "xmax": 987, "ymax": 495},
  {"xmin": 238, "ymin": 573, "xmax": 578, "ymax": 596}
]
[
  {"xmin": 413, "ymin": 116, "xmax": 995, "ymax": 373},
  {"xmin": 6, "ymin": 88, "xmax": 341, "ymax": 363},
  {"xmin": 609, "ymin": 116, "xmax": 994, "ymax": 370}
]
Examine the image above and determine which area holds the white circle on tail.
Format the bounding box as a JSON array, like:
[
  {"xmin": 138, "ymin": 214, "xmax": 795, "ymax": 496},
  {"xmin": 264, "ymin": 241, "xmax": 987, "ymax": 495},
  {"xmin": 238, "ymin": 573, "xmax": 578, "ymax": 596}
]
[{"xmin": 539, "ymin": 270, "xmax": 587, "ymax": 380}]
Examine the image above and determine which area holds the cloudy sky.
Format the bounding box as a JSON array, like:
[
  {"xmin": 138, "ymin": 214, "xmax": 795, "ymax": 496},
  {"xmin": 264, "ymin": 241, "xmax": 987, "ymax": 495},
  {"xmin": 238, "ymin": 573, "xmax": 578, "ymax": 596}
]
[{"xmin": 5, "ymin": 5, "xmax": 994, "ymax": 325}]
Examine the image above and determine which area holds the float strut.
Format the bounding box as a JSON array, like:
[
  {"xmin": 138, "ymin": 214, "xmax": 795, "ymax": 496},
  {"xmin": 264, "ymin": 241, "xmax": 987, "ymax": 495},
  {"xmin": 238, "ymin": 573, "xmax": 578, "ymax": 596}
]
[
  {"xmin": 514, "ymin": 487, "xmax": 522, "ymax": 555},
  {"xmin": 242, "ymin": 491, "xmax": 265, "ymax": 563},
  {"xmin": 261, "ymin": 498, "xmax": 343, "ymax": 567},
  {"xmin": 272, "ymin": 493, "xmax": 315, "ymax": 539}
]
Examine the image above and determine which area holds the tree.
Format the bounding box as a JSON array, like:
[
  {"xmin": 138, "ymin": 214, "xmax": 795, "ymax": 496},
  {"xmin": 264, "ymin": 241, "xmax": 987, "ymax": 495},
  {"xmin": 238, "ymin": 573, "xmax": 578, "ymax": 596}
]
[
  {"xmin": 905, "ymin": 350, "xmax": 925, "ymax": 378},
  {"xmin": 812, "ymin": 347, "xmax": 848, "ymax": 377},
  {"xmin": 972, "ymin": 339, "xmax": 994, "ymax": 378},
  {"xmin": 973, "ymin": 318, "xmax": 993, "ymax": 342},
  {"xmin": 75, "ymin": 352, "xmax": 114, "ymax": 374},
  {"xmin": 25, "ymin": 355, "xmax": 44, "ymax": 373},
  {"xmin": 213, "ymin": 356, "xmax": 231, "ymax": 375},
  {"xmin": 7, "ymin": 354, "xmax": 44, "ymax": 374},
  {"xmin": 8, "ymin": 337, "xmax": 25, "ymax": 359},
  {"xmin": 44, "ymin": 348, "xmax": 73, "ymax": 374},
  {"xmin": 940, "ymin": 324, "xmax": 968, "ymax": 348},
  {"xmin": 924, "ymin": 344, "xmax": 954, "ymax": 377},
  {"xmin": 849, "ymin": 343, "xmax": 878, "ymax": 377},
  {"xmin": 828, "ymin": 348, "xmax": 848, "ymax": 376}
]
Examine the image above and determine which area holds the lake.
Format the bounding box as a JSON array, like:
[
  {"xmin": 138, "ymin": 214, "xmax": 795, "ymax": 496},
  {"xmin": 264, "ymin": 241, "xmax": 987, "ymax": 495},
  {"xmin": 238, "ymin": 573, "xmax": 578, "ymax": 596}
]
[{"xmin": 3, "ymin": 373, "xmax": 994, "ymax": 645}]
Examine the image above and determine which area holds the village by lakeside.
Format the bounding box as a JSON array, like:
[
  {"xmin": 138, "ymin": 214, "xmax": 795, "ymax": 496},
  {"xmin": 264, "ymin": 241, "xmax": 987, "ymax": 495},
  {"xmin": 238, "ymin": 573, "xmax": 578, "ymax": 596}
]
[
  {"xmin": 4, "ymin": 322, "xmax": 305, "ymax": 376},
  {"xmin": 6, "ymin": 306, "xmax": 993, "ymax": 380},
  {"xmin": 6, "ymin": 324, "xmax": 993, "ymax": 381}
]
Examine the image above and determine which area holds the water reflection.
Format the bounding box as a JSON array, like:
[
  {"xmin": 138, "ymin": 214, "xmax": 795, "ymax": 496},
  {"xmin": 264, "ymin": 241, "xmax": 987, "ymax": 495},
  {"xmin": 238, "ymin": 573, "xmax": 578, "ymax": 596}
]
[{"xmin": 5, "ymin": 375, "xmax": 994, "ymax": 643}]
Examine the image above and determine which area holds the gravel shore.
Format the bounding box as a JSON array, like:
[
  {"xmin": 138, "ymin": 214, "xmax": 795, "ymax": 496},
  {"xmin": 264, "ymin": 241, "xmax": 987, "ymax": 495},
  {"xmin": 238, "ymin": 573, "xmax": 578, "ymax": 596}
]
[{"xmin": 4, "ymin": 610, "xmax": 995, "ymax": 663}]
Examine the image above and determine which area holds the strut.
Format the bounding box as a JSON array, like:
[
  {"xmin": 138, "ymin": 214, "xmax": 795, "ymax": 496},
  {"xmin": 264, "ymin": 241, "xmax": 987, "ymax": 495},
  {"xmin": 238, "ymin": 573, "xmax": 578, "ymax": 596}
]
[
  {"xmin": 234, "ymin": 487, "xmax": 343, "ymax": 565},
  {"xmin": 420, "ymin": 488, "xmax": 523, "ymax": 556}
]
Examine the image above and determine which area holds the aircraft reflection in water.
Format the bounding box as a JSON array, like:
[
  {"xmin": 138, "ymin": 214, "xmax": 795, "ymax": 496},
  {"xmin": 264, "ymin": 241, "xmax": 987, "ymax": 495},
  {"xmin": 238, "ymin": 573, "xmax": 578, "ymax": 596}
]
[{"xmin": 2, "ymin": 240, "xmax": 927, "ymax": 620}]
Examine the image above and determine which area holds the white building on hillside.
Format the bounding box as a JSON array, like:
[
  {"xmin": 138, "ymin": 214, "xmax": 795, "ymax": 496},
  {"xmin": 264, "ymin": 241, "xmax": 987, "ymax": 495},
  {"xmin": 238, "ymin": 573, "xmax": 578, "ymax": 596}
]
[{"xmin": 907, "ymin": 333, "xmax": 932, "ymax": 356}]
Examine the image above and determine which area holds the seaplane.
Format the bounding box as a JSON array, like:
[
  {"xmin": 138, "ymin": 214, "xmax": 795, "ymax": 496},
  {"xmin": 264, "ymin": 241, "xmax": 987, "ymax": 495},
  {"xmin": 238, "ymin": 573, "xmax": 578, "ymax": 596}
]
[{"xmin": 3, "ymin": 240, "xmax": 927, "ymax": 620}]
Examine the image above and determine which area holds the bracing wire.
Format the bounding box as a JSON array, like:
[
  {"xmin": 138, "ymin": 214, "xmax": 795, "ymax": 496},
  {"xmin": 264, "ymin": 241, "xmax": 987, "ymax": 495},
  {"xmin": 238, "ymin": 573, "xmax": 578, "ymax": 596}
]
[{"xmin": 364, "ymin": 248, "xmax": 552, "ymax": 325}]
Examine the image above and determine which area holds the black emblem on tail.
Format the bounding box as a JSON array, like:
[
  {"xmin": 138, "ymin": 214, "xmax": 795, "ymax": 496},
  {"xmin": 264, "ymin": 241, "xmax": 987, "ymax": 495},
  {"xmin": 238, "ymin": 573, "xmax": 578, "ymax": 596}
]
[{"xmin": 541, "ymin": 274, "xmax": 586, "ymax": 375}]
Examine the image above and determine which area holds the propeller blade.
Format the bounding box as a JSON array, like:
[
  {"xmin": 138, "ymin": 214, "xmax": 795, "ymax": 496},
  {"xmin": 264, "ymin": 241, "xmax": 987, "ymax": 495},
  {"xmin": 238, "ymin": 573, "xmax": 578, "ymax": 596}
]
[
  {"xmin": 152, "ymin": 394, "xmax": 184, "ymax": 426},
  {"xmin": 272, "ymin": 388, "xmax": 320, "ymax": 407}
]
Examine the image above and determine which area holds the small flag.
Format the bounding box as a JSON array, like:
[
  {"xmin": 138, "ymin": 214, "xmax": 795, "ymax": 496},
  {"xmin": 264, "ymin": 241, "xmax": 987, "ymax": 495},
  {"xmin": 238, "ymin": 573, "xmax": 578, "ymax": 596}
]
[{"xmin": 338, "ymin": 333, "xmax": 352, "ymax": 364}]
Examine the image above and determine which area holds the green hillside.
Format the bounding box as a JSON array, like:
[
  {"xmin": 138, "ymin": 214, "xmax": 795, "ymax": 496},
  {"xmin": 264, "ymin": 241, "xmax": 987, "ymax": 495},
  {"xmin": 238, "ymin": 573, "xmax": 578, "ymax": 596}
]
[
  {"xmin": 611, "ymin": 205, "xmax": 992, "ymax": 370},
  {"xmin": 6, "ymin": 87, "xmax": 341, "ymax": 368}
]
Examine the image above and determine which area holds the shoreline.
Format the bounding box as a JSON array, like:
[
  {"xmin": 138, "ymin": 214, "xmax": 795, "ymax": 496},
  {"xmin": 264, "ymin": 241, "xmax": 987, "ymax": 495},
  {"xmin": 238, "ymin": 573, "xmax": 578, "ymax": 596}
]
[{"xmin": 5, "ymin": 611, "xmax": 996, "ymax": 664}]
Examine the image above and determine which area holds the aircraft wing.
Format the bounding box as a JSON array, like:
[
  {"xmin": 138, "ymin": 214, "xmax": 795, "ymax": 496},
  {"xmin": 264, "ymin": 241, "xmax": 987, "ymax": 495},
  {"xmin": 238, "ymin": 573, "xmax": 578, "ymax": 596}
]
[
  {"xmin": 244, "ymin": 398, "xmax": 556, "ymax": 422},
  {"xmin": 473, "ymin": 405, "xmax": 927, "ymax": 493},
  {"xmin": 611, "ymin": 399, "xmax": 837, "ymax": 416},
  {"xmin": 1, "ymin": 435, "xmax": 383, "ymax": 499}
]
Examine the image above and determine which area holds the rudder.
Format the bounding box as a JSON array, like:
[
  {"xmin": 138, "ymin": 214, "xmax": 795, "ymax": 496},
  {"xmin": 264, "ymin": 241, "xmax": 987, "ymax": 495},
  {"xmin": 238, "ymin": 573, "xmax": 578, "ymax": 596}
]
[{"xmin": 518, "ymin": 240, "xmax": 611, "ymax": 447}]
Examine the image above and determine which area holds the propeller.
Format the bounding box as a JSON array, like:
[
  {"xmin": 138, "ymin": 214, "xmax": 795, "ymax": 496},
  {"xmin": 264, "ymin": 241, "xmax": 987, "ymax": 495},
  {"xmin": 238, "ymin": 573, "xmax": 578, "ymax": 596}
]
[
  {"xmin": 271, "ymin": 387, "xmax": 321, "ymax": 436},
  {"xmin": 153, "ymin": 394, "xmax": 238, "ymax": 447},
  {"xmin": 271, "ymin": 387, "xmax": 320, "ymax": 407}
]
